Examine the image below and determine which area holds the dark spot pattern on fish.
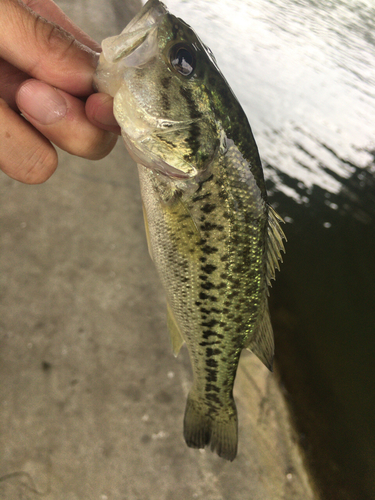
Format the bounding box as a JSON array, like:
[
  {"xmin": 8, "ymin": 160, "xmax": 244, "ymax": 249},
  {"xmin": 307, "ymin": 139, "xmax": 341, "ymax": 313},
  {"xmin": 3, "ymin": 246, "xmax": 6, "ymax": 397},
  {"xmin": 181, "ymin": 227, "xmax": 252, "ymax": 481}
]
[
  {"xmin": 201, "ymin": 203, "xmax": 216, "ymax": 214},
  {"xmin": 201, "ymin": 244, "xmax": 218, "ymax": 255},
  {"xmin": 205, "ymin": 382, "xmax": 220, "ymax": 392},
  {"xmin": 201, "ymin": 319, "xmax": 219, "ymax": 327},
  {"xmin": 193, "ymin": 174, "xmax": 214, "ymax": 196},
  {"xmin": 179, "ymin": 86, "xmax": 202, "ymax": 120},
  {"xmin": 200, "ymin": 221, "xmax": 218, "ymax": 231},
  {"xmin": 206, "ymin": 392, "xmax": 221, "ymax": 405},
  {"xmin": 184, "ymin": 121, "xmax": 201, "ymax": 156},
  {"xmin": 171, "ymin": 22, "xmax": 179, "ymax": 40},
  {"xmin": 178, "ymin": 213, "xmax": 191, "ymax": 221},
  {"xmin": 201, "ymin": 280, "xmax": 216, "ymax": 290},
  {"xmin": 161, "ymin": 92, "xmax": 170, "ymax": 110},
  {"xmin": 222, "ymin": 377, "xmax": 231, "ymax": 387},
  {"xmin": 210, "ymin": 307, "xmax": 221, "ymax": 314},
  {"xmin": 200, "ymin": 307, "xmax": 211, "ymax": 314},
  {"xmin": 202, "ymin": 330, "xmax": 216, "ymax": 339},
  {"xmin": 206, "ymin": 347, "xmax": 221, "ymax": 357},
  {"xmin": 218, "ymin": 189, "xmax": 228, "ymax": 200},
  {"xmin": 228, "ymin": 277, "xmax": 241, "ymax": 287},
  {"xmin": 192, "ymin": 192, "xmax": 211, "ymax": 202},
  {"xmin": 206, "ymin": 294, "xmax": 218, "ymax": 302},
  {"xmin": 161, "ymin": 76, "xmax": 172, "ymax": 89},
  {"xmin": 201, "ymin": 263, "xmax": 216, "ymax": 274},
  {"xmin": 205, "ymin": 368, "xmax": 218, "ymax": 382}
]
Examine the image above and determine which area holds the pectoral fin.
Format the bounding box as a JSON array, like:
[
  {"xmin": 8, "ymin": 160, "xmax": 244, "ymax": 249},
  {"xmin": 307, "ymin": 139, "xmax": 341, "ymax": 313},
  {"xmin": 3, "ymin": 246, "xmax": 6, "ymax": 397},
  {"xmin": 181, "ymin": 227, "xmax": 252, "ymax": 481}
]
[{"xmin": 167, "ymin": 302, "xmax": 185, "ymax": 357}]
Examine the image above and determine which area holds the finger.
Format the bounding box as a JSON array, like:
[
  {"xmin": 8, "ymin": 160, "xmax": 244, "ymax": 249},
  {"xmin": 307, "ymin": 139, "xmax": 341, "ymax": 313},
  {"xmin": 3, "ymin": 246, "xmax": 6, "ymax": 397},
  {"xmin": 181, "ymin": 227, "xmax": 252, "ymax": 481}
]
[
  {"xmin": 16, "ymin": 79, "xmax": 118, "ymax": 160},
  {"xmin": 85, "ymin": 93, "xmax": 122, "ymax": 135},
  {"xmin": 0, "ymin": 0, "xmax": 98, "ymax": 96},
  {"xmin": 23, "ymin": 0, "xmax": 101, "ymax": 52},
  {"xmin": 0, "ymin": 58, "xmax": 29, "ymax": 110},
  {"xmin": 0, "ymin": 98, "xmax": 57, "ymax": 184}
]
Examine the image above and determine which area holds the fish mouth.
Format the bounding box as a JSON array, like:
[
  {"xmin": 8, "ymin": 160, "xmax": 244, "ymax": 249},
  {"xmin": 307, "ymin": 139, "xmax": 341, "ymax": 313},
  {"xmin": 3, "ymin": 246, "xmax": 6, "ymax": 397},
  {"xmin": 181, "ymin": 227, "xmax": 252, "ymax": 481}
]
[
  {"xmin": 101, "ymin": 0, "xmax": 167, "ymax": 67},
  {"xmin": 95, "ymin": 0, "xmax": 201, "ymax": 180},
  {"xmin": 94, "ymin": 0, "xmax": 168, "ymax": 96}
]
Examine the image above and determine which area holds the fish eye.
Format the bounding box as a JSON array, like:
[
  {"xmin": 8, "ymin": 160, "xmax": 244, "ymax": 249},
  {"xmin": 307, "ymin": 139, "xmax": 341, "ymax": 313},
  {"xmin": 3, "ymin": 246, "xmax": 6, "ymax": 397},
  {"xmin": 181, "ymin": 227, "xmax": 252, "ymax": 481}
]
[{"xmin": 169, "ymin": 43, "xmax": 196, "ymax": 76}]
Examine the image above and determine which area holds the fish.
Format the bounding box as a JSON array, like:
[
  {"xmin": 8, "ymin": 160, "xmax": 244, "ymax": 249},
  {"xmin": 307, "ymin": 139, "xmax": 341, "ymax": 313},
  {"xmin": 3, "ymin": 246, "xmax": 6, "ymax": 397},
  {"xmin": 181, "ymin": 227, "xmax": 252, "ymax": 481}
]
[{"xmin": 94, "ymin": 0, "xmax": 286, "ymax": 461}]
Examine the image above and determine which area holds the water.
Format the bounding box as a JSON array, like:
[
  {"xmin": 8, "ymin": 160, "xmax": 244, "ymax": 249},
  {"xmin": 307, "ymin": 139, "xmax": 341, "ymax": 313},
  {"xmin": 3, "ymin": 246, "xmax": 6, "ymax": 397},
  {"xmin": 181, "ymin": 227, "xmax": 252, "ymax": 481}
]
[{"xmin": 167, "ymin": 0, "xmax": 375, "ymax": 498}]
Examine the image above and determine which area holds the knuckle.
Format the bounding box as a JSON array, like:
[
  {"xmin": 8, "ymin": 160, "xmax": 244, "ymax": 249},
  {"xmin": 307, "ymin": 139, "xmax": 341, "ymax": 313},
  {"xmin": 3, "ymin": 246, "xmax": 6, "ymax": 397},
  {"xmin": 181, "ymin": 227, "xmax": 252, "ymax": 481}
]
[{"xmin": 33, "ymin": 14, "xmax": 76, "ymax": 65}]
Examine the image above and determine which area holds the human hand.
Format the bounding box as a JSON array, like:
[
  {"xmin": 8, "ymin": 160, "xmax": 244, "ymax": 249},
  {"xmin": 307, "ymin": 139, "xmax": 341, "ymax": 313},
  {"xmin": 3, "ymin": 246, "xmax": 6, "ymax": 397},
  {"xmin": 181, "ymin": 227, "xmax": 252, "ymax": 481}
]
[{"xmin": 0, "ymin": 0, "xmax": 121, "ymax": 184}]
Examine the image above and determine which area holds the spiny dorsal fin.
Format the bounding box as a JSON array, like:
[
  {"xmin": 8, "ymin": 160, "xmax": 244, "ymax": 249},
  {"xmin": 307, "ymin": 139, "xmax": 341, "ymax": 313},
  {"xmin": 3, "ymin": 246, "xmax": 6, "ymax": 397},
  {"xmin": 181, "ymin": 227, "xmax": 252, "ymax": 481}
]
[
  {"xmin": 167, "ymin": 301, "xmax": 185, "ymax": 357},
  {"xmin": 245, "ymin": 205, "xmax": 286, "ymax": 370},
  {"xmin": 266, "ymin": 204, "xmax": 286, "ymax": 287}
]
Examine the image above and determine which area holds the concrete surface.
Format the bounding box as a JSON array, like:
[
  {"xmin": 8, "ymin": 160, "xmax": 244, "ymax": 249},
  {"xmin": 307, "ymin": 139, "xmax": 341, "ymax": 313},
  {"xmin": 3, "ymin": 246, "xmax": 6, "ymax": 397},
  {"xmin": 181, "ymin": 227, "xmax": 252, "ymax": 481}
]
[{"xmin": 0, "ymin": 1, "xmax": 319, "ymax": 499}]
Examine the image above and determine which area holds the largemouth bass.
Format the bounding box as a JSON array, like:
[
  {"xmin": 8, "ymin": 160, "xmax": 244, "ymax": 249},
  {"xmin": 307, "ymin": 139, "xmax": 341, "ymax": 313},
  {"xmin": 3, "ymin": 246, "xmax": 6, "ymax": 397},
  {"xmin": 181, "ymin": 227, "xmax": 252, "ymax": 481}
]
[{"xmin": 95, "ymin": 0, "xmax": 285, "ymax": 461}]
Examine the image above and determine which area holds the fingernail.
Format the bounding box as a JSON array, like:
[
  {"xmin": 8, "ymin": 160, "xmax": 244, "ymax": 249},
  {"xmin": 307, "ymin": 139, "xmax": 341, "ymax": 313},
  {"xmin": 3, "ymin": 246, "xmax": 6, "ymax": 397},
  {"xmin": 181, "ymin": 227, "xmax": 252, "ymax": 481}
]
[{"xmin": 17, "ymin": 80, "xmax": 67, "ymax": 125}]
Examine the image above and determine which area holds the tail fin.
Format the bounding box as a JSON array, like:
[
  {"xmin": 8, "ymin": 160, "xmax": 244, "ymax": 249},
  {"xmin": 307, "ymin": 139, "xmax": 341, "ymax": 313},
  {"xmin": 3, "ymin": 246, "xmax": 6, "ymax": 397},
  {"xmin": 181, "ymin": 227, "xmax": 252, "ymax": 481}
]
[{"xmin": 183, "ymin": 391, "xmax": 238, "ymax": 461}]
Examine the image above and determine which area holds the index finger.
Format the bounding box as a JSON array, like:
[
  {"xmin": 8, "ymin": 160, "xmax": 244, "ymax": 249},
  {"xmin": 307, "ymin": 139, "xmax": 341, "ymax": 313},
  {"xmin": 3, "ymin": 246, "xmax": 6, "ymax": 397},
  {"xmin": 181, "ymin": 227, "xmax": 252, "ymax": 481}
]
[
  {"xmin": 0, "ymin": 0, "xmax": 98, "ymax": 96},
  {"xmin": 23, "ymin": 0, "xmax": 101, "ymax": 52}
]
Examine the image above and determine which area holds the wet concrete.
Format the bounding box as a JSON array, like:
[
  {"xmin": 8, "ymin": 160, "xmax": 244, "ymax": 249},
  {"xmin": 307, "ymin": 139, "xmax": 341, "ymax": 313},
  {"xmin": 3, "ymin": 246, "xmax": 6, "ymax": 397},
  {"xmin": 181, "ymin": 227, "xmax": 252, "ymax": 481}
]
[{"xmin": 0, "ymin": 1, "xmax": 318, "ymax": 499}]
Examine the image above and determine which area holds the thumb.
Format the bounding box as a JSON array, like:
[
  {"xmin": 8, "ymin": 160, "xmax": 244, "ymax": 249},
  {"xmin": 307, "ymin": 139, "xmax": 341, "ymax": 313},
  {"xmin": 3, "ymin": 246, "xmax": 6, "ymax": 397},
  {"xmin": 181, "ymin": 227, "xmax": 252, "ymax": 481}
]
[{"xmin": 0, "ymin": 0, "xmax": 98, "ymax": 96}]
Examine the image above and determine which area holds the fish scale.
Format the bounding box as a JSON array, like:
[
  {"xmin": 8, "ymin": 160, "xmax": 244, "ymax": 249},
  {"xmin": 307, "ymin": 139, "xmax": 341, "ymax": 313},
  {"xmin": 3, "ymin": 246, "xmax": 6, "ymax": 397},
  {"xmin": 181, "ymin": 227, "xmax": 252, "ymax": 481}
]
[{"xmin": 94, "ymin": 0, "xmax": 286, "ymax": 461}]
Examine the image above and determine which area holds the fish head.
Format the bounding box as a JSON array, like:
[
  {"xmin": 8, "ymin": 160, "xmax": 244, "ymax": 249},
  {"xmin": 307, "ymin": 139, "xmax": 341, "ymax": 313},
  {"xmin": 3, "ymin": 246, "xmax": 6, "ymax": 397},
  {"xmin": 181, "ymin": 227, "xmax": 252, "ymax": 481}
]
[{"xmin": 95, "ymin": 0, "xmax": 228, "ymax": 180}]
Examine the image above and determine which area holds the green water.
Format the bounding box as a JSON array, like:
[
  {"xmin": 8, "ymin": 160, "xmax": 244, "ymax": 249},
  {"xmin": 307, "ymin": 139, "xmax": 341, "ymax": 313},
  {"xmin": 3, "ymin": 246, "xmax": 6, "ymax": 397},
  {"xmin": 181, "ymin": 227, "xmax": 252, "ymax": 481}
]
[{"xmin": 269, "ymin": 164, "xmax": 375, "ymax": 499}]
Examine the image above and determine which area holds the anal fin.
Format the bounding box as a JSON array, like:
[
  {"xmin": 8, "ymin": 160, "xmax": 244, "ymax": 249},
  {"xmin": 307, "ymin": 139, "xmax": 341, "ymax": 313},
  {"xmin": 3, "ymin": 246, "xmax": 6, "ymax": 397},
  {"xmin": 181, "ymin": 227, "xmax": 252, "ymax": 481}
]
[
  {"xmin": 167, "ymin": 301, "xmax": 185, "ymax": 357},
  {"xmin": 142, "ymin": 202, "xmax": 153, "ymax": 261},
  {"xmin": 245, "ymin": 301, "xmax": 274, "ymax": 371}
]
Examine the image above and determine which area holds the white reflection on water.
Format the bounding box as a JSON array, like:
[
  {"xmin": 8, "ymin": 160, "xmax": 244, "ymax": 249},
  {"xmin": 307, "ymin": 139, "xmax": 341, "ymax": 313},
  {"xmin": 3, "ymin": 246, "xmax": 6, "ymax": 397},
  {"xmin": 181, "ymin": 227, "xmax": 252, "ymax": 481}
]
[{"xmin": 166, "ymin": 0, "xmax": 375, "ymax": 202}]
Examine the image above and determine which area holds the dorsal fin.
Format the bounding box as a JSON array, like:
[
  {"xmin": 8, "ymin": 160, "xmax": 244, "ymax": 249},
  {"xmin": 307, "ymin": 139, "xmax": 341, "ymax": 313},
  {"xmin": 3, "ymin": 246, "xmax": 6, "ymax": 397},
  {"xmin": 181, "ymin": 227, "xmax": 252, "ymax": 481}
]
[
  {"xmin": 167, "ymin": 301, "xmax": 185, "ymax": 357},
  {"xmin": 245, "ymin": 205, "xmax": 286, "ymax": 370},
  {"xmin": 266, "ymin": 204, "xmax": 286, "ymax": 287}
]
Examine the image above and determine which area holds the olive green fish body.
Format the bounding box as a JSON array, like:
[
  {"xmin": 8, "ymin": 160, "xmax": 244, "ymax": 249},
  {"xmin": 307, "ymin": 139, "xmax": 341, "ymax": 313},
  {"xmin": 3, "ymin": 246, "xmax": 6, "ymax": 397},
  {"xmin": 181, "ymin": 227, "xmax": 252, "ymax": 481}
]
[
  {"xmin": 139, "ymin": 139, "xmax": 274, "ymax": 460},
  {"xmin": 94, "ymin": 0, "xmax": 285, "ymax": 461}
]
